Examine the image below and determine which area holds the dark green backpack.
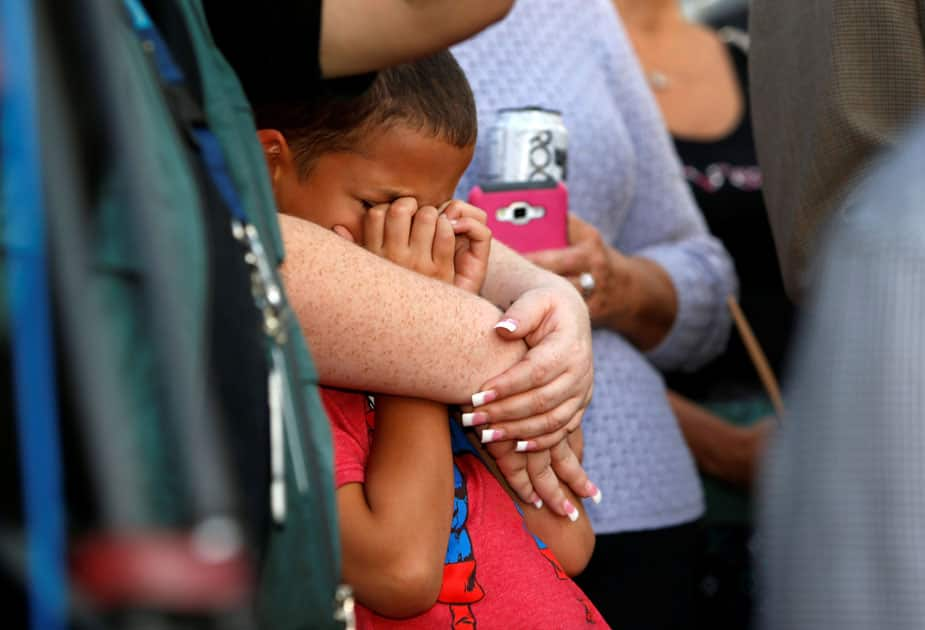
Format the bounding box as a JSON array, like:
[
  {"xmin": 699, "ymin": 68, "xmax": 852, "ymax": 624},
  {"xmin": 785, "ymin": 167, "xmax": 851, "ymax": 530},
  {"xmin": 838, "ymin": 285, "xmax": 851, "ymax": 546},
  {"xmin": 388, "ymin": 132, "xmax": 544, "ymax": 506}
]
[{"xmin": 163, "ymin": 2, "xmax": 349, "ymax": 627}]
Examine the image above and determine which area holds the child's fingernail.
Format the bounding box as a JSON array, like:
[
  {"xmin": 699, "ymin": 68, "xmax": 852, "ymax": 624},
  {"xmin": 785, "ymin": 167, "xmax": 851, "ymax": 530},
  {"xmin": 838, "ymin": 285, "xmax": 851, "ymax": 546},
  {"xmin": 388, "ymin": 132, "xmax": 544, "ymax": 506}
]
[
  {"xmin": 564, "ymin": 500, "xmax": 580, "ymax": 522},
  {"xmin": 515, "ymin": 440, "xmax": 534, "ymax": 452},
  {"xmin": 533, "ymin": 499, "xmax": 544, "ymax": 509},
  {"xmin": 481, "ymin": 429, "xmax": 504, "ymax": 443},
  {"xmin": 462, "ymin": 412, "xmax": 489, "ymax": 427},
  {"xmin": 585, "ymin": 481, "xmax": 603, "ymax": 505},
  {"xmin": 494, "ymin": 318, "xmax": 518, "ymax": 333},
  {"xmin": 472, "ymin": 390, "xmax": 497, "ymax": 407}
]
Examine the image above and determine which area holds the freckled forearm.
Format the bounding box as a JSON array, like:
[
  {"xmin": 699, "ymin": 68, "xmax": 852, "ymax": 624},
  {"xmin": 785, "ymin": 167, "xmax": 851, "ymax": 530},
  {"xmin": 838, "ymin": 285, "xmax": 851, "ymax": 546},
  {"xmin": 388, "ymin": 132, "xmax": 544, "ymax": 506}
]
[
  {"xmin": 279, "ymin": 214, "xmax": 526, "ymax": 402},
  {"xmin": 482, "ymin": 241, "xmax": 575, "ymax": 307}
]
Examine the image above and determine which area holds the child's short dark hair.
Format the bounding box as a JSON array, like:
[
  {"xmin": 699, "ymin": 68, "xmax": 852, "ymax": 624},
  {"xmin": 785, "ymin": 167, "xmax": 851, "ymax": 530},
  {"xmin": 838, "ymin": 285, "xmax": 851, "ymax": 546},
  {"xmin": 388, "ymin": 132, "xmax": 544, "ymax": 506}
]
[{"xmin": 255, "ymin": 50, "xmax": 477, "ymax": 177}]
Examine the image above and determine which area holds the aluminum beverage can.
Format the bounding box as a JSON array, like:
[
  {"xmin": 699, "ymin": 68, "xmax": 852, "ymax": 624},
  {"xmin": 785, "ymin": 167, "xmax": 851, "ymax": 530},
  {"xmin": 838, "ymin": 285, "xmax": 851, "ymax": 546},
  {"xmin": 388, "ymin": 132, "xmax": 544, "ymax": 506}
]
[{"xmin": 484, "ymin": 107, "xmax": 568, "ymax": 183}]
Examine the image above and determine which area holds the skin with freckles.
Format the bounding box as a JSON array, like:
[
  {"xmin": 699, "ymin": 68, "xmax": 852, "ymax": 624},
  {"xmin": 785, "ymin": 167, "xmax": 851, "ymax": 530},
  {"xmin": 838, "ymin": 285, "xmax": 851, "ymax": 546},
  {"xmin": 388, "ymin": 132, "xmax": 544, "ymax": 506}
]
[
  {"xmin": 262, "ymin": 121, "xmax": 598, "ymax": 515},
  {"xmin": 259, "ymin": 123, "xmax": 595, "ymax": 615}
]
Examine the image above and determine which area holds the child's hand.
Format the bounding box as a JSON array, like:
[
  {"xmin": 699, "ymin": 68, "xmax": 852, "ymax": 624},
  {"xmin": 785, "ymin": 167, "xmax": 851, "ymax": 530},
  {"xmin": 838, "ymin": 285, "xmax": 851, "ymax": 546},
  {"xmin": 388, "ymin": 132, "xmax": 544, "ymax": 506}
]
[
  {"xmin": 363, "ymin": 197, "xmax": 456, "ymax": 283},
  {"xmin": 481, "ymin": 439, "xmax": 541, "ymax": 508},
  {"xmin": 440, "ymin": 200, "xmax": 492, "ymax": 295},
  {"xmin": 482, "ymin": 439, "xmax": 587, "ymax": 521}
]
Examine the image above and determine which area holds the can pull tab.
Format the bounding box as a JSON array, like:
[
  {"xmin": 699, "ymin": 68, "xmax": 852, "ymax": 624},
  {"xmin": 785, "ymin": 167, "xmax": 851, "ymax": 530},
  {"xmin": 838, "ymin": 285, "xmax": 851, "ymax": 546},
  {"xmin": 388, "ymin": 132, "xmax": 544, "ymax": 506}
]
[{"xmin": 334, "ymin": 584, "xmax": 357, "ymax": 630}]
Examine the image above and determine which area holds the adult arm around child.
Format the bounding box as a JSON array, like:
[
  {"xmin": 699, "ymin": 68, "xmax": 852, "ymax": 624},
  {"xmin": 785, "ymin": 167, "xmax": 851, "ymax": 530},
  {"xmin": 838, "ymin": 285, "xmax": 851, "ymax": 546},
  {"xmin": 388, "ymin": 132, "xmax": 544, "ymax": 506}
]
[{"xmin": 280, "ymin": 212, "xmax": 595, "ymax": 441}]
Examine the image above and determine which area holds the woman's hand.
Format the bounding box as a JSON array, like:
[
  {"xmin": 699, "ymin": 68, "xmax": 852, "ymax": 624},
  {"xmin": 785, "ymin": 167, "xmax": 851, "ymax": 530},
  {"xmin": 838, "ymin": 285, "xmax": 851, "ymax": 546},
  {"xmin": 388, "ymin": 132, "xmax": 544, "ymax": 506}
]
[
  {"xmin": 441, "ymin": 200, "xmax": 492, "ymax": 295},
  {"xmin": 467, "ymin": 281, "xmax": 593, "ymax": 447},
  {"xmin": 526, "ymin": 213, "xmax": 677, "ymax": 351},
  {"xmin": 526, "ymin": 213, "xmax": 632, "ymax": 328}
]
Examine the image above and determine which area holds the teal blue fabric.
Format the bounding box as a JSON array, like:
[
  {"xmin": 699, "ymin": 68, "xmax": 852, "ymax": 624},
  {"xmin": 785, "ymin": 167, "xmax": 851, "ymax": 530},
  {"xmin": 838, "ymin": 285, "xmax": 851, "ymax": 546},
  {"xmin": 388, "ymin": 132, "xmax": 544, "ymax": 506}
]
[
  {"xmin": 176, "ymin": 2, "xmax": 342, "ymax": 627},
  {"xmin": 2, "ymin": 1, "xmax": 342, "ymax": 627}
]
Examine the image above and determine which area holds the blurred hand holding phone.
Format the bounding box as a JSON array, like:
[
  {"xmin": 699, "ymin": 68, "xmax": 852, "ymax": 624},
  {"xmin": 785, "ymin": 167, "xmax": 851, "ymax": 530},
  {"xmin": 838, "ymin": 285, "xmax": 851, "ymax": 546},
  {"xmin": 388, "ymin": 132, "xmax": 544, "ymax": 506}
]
[{"xmin": 468, "ymin": 180, "xmax": 568, "ymax": 254}]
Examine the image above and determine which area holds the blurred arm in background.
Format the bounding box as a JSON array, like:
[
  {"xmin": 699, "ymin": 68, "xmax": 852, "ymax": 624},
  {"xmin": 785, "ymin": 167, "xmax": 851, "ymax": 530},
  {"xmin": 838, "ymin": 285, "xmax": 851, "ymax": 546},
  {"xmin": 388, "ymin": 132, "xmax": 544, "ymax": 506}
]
[{"xmin": 320, "ymin": 0, "xmax": 514, "ymax": 77}]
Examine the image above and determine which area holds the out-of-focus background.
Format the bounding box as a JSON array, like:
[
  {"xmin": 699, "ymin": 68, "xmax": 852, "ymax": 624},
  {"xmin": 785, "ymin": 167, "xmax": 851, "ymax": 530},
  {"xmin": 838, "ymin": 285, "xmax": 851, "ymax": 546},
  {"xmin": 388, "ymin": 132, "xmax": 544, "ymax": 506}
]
[{"xmin": 684, "ymin": 0, "xmax": 748, "ymax": 28}]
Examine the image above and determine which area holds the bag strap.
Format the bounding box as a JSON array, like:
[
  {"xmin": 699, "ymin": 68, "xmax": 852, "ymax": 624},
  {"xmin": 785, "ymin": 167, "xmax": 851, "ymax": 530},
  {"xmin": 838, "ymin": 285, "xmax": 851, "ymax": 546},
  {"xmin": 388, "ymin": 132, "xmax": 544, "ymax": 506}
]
[
  {"xmin": 123, "ymin": 0, "xmax": 247, "ymax": 223},
  {"xmin": 1, "ymin": 1, "xmax": 67, "ymax": 629}
]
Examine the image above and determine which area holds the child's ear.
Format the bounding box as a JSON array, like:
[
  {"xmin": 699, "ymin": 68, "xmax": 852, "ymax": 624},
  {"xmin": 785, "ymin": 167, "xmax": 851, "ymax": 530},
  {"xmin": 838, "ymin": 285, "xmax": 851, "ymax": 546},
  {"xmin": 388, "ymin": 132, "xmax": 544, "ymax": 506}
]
[{"xmin": 255, "ymin": 129, "xmax": 291, "ymax": 186}]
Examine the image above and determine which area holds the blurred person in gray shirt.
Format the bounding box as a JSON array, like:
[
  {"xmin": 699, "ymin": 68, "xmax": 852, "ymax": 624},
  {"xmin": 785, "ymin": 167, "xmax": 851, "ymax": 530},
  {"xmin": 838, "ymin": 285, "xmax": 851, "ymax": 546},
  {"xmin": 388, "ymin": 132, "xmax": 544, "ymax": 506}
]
[{"xmin": 760, "ymin": 117, "xmax": 925, "ymax": 630}]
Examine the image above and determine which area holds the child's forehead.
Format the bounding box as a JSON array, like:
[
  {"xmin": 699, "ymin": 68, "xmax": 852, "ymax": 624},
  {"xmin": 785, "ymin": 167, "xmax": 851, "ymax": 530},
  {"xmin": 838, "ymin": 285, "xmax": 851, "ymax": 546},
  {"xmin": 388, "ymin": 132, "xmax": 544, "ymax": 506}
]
[
  {"xmin": 354, "ymin": 122, "xmax": 464, "ymax": 157},
  {"xmin": 341, "ymin": 127, "xmax": 474, "ymax": 203}
]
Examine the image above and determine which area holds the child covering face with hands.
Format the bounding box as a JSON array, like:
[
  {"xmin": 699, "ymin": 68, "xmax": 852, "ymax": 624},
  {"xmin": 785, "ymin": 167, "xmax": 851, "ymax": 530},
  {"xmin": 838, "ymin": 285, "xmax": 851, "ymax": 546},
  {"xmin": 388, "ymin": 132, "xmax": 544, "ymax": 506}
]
[{"xmin": 257, "ymin": 51, "xmax": 607, "ymax": 627}]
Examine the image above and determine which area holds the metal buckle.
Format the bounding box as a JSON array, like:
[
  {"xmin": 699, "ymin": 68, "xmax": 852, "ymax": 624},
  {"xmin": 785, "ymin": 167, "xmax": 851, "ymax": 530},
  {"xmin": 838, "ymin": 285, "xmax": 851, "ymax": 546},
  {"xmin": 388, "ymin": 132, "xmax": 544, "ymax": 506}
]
[
  {"xmin": 231, "ymin": 220, "xmax": 288, "ymax": 345},
  {"xmin": 334, "ymin": 584, "xmax": 356, "ymax": 630}
]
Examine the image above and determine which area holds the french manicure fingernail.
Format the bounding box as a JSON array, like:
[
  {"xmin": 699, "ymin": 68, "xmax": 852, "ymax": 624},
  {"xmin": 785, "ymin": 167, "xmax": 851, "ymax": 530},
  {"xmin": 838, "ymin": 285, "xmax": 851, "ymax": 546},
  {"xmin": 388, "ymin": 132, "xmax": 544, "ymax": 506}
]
[
  {"xmin": 481, "ymin": 429, "xmax": 503, "ymax": 443},
  {"xmin": 533, "ymin": 499, "xmax": 544, "ymax": 509},
  {"xmin": 515, "ymin": 440, "xmax": 533, "ymax": 452},
  {"xmin": 564, "ymin": 500, "xmax": 580, "ymax": 522},
  {"xmin": 462, "ymin": 412, "xmax": 488, "ymax": 427},
  {"xmin": 585, "ymin": 481, "xmax": 603, "ymax": 505},
  {"xmin": 472, "ymin": 390, "xmax": 497, "ymax": 407},
  {"xmin": 494, "ymin": 318, "xmax": 518, "ymax": 333}
]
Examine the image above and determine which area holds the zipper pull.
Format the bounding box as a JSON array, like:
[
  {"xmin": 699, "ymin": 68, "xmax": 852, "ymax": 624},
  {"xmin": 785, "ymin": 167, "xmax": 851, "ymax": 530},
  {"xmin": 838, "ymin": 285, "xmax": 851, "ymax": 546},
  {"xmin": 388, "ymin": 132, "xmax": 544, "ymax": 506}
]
[{"xmin": 269, "ymin": 354, "xmax": 286, "ymax": 525}]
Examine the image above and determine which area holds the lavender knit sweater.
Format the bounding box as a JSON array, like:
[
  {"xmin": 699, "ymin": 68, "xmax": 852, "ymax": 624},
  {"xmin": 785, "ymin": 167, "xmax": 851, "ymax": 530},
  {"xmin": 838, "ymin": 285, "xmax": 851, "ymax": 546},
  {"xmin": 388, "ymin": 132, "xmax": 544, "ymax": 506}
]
[{"xmin": 454, "ymin": 0, "xmax": 737, "ymax": 534}]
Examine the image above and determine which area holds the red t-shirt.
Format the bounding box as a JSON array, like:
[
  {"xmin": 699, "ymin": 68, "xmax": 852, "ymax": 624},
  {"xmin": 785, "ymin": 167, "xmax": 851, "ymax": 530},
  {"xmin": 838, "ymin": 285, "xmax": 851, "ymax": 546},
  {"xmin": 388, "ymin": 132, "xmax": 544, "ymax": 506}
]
[{"xmin": 322, "ymin": 387, "xmax": 609, "ymax": 629}]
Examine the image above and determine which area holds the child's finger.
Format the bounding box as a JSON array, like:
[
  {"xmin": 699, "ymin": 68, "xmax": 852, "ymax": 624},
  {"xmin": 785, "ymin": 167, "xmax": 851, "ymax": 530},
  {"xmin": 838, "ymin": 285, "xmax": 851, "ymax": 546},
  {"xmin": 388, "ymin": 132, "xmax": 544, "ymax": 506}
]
[
  {"xmin": 451, "ymin": 217, "xmax": 491, "ymax": 241},
  {"xmin": 490, "ymin": 449, "xmax": 537, "ymax": 506},
  {"xmin": 432, "ymin": 214, "xmax": 456, "ymax": 271},
  {"xmin": 452, "ymin": 217, "xmax": 492, "ymax": 261},
  {"xmin": 444, "ymin": 200, "xmax": 488, "ymax": 225},
  {"xmin": 550, "ymin": 439, "xmax": 601, "ymax": 504},
  {"xmin": 363, "ymin": 203, "xmax": 388, "ymax": 254},
  {"xmin": 382, "ymin": 197, "xmax": 417, "ymax": 255},
  {"xmin": 526, "ymin": 451, "xmax": 577, "ymax": 520},
  {"xmin": 409, "ymin": 205, "xmax": 439, "ymax": 260}
]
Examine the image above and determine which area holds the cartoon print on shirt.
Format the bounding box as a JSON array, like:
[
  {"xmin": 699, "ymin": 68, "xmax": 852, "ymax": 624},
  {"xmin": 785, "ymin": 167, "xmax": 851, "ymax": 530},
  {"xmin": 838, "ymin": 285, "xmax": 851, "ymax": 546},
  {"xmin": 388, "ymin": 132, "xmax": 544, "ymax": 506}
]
[
  {"xmin": 439, "ymin": 421, "xmax": 485, "ymax": 628},
  {"xmin": 365, "ymin": 402, "xmax": 595, "ymax": 627}
]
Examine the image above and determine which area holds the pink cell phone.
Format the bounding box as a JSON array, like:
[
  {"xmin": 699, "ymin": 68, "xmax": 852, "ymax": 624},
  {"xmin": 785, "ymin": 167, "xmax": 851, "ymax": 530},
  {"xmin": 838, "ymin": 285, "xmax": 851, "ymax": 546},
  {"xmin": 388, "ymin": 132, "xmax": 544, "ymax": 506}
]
[{"xmin": 468, "ymin": 181, "xmax": 568, "ymax": 254}]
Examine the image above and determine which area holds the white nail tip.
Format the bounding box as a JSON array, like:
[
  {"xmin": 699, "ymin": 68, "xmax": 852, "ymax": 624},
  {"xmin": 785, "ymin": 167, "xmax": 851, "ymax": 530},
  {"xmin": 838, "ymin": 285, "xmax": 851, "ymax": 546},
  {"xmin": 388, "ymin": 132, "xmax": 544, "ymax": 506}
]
[
  {"xmin": 462, "ymin": 413, "xmax": 476, "ymax": 427},
  {"xmin": 494, "ymin": 319, "xmax": 518, "ymax": 333},
  {"xmin": 471, "ymin": 391, "xmax": 490, "ymax": 407},
  {"xmin": 515, "ymin": 441, "xmax": 529, "ymax": 452},
  {"xmin": 533, "ymin": 500, "xmax": 544, "ymax": 509},
  {"xmin": 567, "ymin": 510, "xmax": 580, "ymax": 523},
  {"xmin": 481, "ymin": 429, "xmax": 498, "ymax": 443},
  {"xmin": 592, "ymin": 489, "xmax": 603, "ymax": 505}
]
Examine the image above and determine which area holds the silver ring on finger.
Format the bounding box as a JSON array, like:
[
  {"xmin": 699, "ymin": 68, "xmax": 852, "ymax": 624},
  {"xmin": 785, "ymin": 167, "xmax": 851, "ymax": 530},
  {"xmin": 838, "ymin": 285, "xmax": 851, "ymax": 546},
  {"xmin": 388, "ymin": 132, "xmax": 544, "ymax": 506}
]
[{"xmin": 579, "ymin": 272, "xmax": 596, "ymax": 297}]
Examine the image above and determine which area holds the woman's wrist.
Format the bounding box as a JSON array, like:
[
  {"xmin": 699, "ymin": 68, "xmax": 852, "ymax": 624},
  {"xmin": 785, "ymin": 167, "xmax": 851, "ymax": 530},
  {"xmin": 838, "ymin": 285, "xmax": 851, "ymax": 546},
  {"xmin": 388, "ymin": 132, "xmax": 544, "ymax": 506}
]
[{"xmin": 601, "ymin": 254, "xmax": 677, "ymax": 350}]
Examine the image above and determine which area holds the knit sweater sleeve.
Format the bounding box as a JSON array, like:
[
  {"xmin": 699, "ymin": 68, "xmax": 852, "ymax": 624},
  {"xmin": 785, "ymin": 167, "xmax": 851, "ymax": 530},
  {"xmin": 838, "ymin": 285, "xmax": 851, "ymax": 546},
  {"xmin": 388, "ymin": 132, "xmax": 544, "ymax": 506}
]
[{"xmin": 603, "ymin": 9, "xmax": 737, "ymax": 372}]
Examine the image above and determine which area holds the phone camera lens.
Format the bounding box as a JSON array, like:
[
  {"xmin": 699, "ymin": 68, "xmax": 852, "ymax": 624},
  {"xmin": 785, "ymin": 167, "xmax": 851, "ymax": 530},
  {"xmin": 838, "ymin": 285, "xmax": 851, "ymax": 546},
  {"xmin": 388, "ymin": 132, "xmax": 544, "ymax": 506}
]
[{"xmin": 513, "ymin": 205, "xmax": 528, "ymax": 220}]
